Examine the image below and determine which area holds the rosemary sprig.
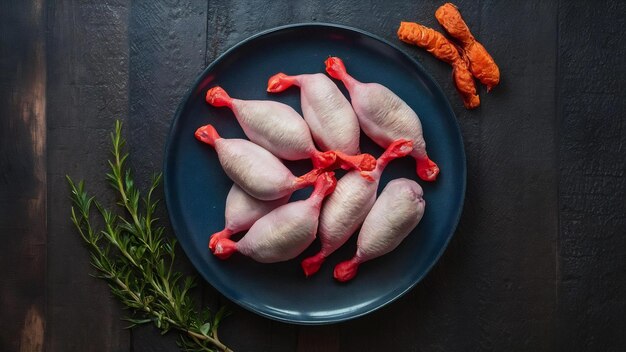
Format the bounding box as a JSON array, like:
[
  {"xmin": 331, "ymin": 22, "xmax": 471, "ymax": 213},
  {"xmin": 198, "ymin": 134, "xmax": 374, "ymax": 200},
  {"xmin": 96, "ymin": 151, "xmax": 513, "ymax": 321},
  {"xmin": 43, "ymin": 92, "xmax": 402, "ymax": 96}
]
[{"xmin": 67, "ymin": 120, "xmax": 232, "ymax": 352}]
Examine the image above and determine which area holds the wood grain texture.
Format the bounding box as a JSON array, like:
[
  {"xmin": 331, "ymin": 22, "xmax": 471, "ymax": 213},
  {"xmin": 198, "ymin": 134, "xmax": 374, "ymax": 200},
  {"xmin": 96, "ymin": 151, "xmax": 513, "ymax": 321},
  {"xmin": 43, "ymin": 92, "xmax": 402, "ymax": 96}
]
[
  {"xmin": 0, "ymin": 0, "xmax": 623, "ymax": 351},
  {"xmin": 45, "ymin": 0, "xmax": 131, "ymax": 351},
  {"xmin": 557, "ymin": 1, "xmax": 626, "ymax": 350},
  {"xmin": 0, "ymin": 1, "xmax": 47, "ymax": 351},
  {"xmin": 465, "ymin": 1, "xmax": 558, "ymax": 349},
  {"xmin": 126, "ymin": 1, "xmax": 209, "ymax": 350}
]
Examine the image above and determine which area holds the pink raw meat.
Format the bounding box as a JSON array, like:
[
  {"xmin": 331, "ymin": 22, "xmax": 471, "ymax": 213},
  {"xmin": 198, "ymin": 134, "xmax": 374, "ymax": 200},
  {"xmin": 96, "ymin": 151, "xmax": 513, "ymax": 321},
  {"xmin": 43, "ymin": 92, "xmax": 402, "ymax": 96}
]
[
  {"xmin": 206, "ymin": 86, "xmax": 375, "ymax": 172},
  {"xmin": 300, "ymin": 139, "xmax": 414, "ymax": 277},
  {"xmin": 334, "ymin": 178, "xmax": 426, "ymax": 282},
  {"xmin": 325, "ymin": 56, "xmax": 440, "ymax": 182},
  {"xmin": 195, "ymin": 124, "xmax": 321, "ymax": 201},
  {"xmin": 212, "ymin": 172, "xmax": 337, "ymax": 263},
  {"xmin": 267, "ymin": 72, "xmax": 361, "ymax": 155},
  {"xmin": 208, "ymin": 184, "xmax": 290, "ymax": 251}
]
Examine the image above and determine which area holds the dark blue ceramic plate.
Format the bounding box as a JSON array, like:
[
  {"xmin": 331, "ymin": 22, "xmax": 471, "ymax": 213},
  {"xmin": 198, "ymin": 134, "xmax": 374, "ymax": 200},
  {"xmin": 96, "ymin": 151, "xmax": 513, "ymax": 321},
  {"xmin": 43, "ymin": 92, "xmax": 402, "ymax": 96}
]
[{"xmin": 164, "ymin": 23, "xmax": 465, "ymax": 324}]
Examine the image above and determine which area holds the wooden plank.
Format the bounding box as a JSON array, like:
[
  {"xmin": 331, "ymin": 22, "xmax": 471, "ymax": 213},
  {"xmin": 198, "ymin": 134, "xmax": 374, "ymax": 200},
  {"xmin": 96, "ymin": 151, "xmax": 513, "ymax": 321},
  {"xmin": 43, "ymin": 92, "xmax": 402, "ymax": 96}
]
[
  {"xmin": 125, "ymin": 1, "xmax": 212, "ymax": 351},
  {"xmin": 0, "ymin": 1, "xmax": 47, "ymax": 351},
  {"xmin": 557, "ymin": 1, "xmax": 626, "ymax": 350},
  {"xmin": 296, "ymin": 325, "xmax": 339, "ymax": 352},
  {"xmin": 45, "ymin": 1, "xmax": 132, "ymax": 351},
  {"xmin": 217, "ymin": 305, "xmax": 298, "ymax": 352},
  {"xmin": 445, "ymin": 1, "xmax": 558, "ymax": 349}
]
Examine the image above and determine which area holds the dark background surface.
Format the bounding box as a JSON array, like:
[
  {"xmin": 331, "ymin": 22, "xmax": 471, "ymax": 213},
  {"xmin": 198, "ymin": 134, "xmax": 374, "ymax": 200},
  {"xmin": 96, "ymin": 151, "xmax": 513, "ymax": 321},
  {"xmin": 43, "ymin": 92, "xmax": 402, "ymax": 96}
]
[{"xmin": 1, "ymin": 0, "xmax": 625, "ymax": 351}]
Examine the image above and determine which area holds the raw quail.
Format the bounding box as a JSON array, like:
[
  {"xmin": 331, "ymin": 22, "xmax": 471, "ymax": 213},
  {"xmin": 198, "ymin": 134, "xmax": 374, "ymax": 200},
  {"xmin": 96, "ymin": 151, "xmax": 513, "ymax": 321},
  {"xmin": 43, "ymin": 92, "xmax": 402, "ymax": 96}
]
[
  {"xmin": 208, "ymin": 184, "xmax": 290, "ymax": 251},
  {"xmin": 267, "ymin": 72, "xmax": 361, "ymax": 155},
  {"xmin": 301, "ymin": 139, "xmax": 414, "ymax": 276},
  {"xmin": 195, "ymin": 124, "xmax": 322, "ymax": 201},
  {"xmin": 213, "ymin": 172, "xmax": 337, "ymax": 263},
  {"xmin": 324, "ymin": 56, "xmax": 440, "ymax": 181},
  {"xmin": 334, "ymin": 178, "xmax": 426, "ymax": 282},
  {"xmin": 206, "ymin": 86, "xmax": 375, "ymax": 172}
]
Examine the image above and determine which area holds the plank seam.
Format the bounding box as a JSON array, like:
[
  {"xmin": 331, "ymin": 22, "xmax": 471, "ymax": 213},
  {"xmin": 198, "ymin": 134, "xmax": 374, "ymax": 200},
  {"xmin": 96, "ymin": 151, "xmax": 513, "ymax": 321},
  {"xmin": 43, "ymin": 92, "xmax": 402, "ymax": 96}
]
[
  {"xmin": 204, "ymin": 0, "xmax": 210, "ymax": 67},
  {"xmin": 554, "ymin": 1, "xmax": 561, "ymax": 350}
]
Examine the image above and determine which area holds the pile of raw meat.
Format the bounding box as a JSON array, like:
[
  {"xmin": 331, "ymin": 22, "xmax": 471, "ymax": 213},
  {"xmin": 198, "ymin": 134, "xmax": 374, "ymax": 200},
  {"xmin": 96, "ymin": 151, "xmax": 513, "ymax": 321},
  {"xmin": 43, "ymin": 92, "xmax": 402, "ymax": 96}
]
[{"xmin": 195, "ymin": 56, "xmax": 438, "ymax": 282}]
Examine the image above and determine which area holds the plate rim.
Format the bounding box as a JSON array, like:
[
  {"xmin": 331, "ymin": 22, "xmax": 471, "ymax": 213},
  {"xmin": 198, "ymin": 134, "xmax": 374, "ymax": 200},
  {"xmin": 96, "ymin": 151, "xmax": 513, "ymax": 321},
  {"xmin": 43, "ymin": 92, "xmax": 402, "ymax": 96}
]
[{"xmin": 163, "ymin": 22, "xmax": 467, "ymax": 324}]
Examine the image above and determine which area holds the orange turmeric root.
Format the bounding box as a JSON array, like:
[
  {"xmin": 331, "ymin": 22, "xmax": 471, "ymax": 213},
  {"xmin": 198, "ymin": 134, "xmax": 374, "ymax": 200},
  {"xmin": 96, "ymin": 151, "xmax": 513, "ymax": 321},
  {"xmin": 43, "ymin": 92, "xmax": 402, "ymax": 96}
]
[
  {"xmin": 398, "ymin": 21, "xmax": 480, "ymax": 109},
  {"xmin": 435, "ymin": 3, "xmax": 500, "ymax": 91},
  {"xmin": 452, "ymin": 54, "xmax": 480, "ymax": 109}
]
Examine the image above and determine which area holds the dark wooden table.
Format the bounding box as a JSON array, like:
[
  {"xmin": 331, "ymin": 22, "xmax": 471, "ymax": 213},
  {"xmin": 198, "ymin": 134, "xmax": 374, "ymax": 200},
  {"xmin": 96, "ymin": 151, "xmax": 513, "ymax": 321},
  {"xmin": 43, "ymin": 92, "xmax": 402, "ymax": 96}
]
[{"xmin": 2, "ymin": 1, "xmax": 625, "ymax": 351}]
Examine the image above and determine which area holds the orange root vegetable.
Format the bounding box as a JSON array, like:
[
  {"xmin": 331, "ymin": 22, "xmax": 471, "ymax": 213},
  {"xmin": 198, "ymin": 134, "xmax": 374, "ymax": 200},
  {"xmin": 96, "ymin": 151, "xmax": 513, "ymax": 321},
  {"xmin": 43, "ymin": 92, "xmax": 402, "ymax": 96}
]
[
  {"xmin": 397, "ymin": 21, "xmax": 458, "ymax": 64},
  {"xmin": 435, "ymin": 3, "xmax": 500, "ymax": 91},
  {"xmin": 398, "ymin": 21, "xmax": 480, "ymax": 109},
  {"xmin": 452, "ymin": 58, "xmax": 480, "ymax": 109}
]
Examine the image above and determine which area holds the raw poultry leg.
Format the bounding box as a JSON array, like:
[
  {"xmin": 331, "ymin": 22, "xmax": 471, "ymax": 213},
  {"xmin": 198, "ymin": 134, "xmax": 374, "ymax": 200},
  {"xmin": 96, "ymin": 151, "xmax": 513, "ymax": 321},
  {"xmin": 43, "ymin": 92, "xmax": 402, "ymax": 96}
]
[
  {"xmin": 325, "ymin": 57, "xmax": 440, "ymax": 181},
  {"xmin": 301, "ymin": 139, "xmax": 413, "ymax": 276},
  {"xmin": 267, "ymin": 72, "xmax": 361, "ymax": 155},
  {"xmin": 206, "ymin": 86, "xmax": 375, "ymax": 172},
  {"xmin": 213, "ymin": 172, "xmax": 337, "ymax": 263},
  {"xmin": 195, "ymin": 124, "xmax": 321, "ymax": 200},
  {"xmin": 334, "ymin": 178, "xmax": 426, "ymax": 282},
  {"xmin": 208, "ymin": 184, "xmax": 290, "ymax": 251}
]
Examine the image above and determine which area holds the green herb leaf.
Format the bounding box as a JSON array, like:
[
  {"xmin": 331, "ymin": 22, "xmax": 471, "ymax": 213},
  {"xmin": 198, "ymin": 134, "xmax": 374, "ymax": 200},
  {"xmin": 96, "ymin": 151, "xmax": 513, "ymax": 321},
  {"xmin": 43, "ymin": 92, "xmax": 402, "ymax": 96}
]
[
  {"xmin": 67, "ymin": 120, "xmax": 232, "ymax": 352},
  {"xmin": 199, "ymin": 322, "xmax": 211, "ymax": 336}
]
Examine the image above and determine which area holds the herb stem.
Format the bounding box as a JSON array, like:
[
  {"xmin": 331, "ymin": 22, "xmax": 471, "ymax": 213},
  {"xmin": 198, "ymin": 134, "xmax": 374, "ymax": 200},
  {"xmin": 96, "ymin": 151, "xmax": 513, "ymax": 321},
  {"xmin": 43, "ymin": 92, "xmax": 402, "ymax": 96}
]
[
  {"xmin": 107, "ymin": 217, "xmax": 230, "ymax": 352},
  {"xmin": 68, "ymin": 120, "xmax": 231, "ymax": 352},
  {"xmin": 186, "ymin": 330, "xmax": 231, "ymax": 352}
]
